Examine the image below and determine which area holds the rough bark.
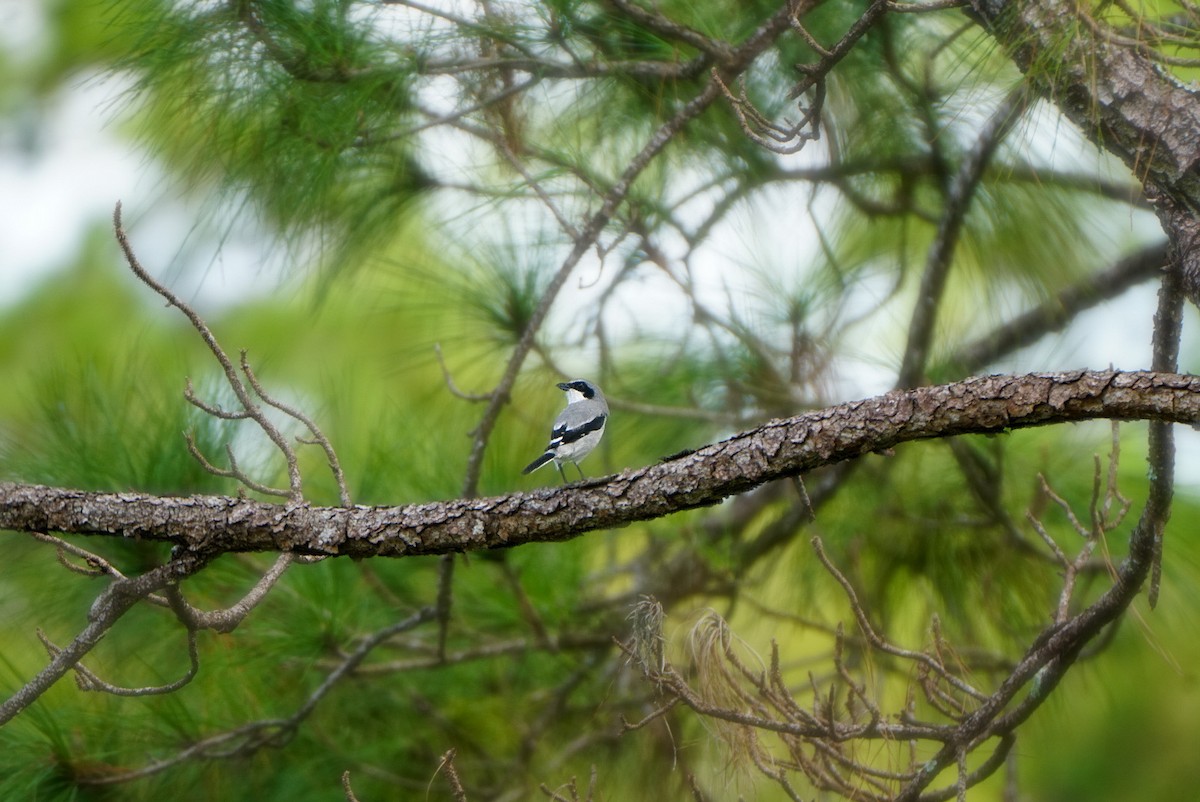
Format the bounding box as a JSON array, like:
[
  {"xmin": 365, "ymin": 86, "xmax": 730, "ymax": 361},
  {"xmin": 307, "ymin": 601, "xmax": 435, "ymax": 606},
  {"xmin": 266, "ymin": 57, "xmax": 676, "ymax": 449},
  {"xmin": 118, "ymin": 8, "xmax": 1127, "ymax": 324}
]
[
  {"xmin": 2, "ymin": 370, "xmax": 1196, "ymax": 558},
  {"xmin": 969, "ymin": 0, "xmax": 1200, "ymax": 300}
]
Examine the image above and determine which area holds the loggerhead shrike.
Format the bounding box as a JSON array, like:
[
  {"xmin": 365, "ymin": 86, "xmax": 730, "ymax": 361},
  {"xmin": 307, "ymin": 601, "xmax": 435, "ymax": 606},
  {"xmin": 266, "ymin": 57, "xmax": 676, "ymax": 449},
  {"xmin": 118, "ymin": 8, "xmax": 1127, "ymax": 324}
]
[{"xmin": 522, "ymin": 379, "xmax": 608, "ymax": 483}]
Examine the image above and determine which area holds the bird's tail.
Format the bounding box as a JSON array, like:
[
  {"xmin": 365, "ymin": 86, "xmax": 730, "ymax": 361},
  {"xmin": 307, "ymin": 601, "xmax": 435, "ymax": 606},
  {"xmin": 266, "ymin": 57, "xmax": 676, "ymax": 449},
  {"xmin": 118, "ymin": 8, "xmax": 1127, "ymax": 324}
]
[{"xmin": 522, "ymin": 452, "xmax": 554, "ymax": 475}]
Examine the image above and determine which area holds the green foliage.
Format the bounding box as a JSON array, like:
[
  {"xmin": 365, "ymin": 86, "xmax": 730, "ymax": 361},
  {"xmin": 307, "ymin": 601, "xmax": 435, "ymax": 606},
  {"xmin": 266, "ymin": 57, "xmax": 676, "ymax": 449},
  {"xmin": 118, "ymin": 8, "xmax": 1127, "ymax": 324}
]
[
  {"xmin": 3, "ymin": 0, "xmax": 1197, "ymax": 800},
  {"xmin": 111, "ymin": 0, "xmax": 431, "ymax": 268},
  {"xmin": 0, "ymin": 228, "xmax": 231, "ymax": 495}
]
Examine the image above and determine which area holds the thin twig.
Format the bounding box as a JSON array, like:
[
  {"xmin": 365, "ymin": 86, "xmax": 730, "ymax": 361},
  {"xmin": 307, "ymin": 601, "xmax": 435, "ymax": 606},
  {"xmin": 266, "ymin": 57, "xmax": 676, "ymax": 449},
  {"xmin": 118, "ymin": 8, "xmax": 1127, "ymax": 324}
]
[
  {"xmin": 28, "ymin": 532, "xmax": 169, "ymax": 605},
  {"xmin": 434, "ymin": 344, "xmax": 493, "ymax": 402},
  {"xmin": 458, "ymin": 78, "xmax": 726, "ymax": 499},
  {"xmin": 167, "ymin": 553, "xmax": 297, "ymax": 635},
  {"xmin": 951, "ymin": 243, "xmax": 1165, "ymax": 373},
  {"xmin": 79, "ymin": 606, "xmax": 437, "ymax": 785},
  {"xmin": 38, "ymin": 627, "xmax": 201, "ymax": 696},
  {"xmin": 183, "ymin": 433, "xmax": 291, "ymax": 498},
  {"xmin": 811, "ymin": 537, "xmax": 986, "ymax": 700},
  {"xmin": 240, "ymin": 353, "xmax": 351, "ymax": 506},
  {"xmin": 341, "ymin": 770, "xmax": 361, "ymax": 802},
  {"xmin": 1147, "ymin": 259, "xmax": 1183, "ymax": 607},
  {"xmin": 114, "ymin": 203, "xmax": 304, "ymax": 500},
  {"xmin": 897, "ymin": 85, "xmax": 1030, "ymax": 388},
  {"xmin": 0, "ymin": 553, "xmax": 212, "ymax": 726}
]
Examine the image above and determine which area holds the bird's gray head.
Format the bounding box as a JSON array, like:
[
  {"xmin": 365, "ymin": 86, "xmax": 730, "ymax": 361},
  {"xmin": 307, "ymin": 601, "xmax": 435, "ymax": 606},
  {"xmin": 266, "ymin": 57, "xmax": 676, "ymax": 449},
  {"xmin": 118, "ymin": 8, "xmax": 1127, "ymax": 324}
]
[{"xmin": 556, "ymin": 379, "xmax": 602, "ymax": 404}]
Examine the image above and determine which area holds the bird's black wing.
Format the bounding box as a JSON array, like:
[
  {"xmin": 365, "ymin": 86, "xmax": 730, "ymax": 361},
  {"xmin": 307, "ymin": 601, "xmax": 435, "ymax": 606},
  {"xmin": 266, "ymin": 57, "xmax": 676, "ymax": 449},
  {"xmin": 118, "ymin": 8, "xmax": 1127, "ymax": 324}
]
[{"xmin": 549, "ymin": 414, "xmax": 606, "ymax": 448}]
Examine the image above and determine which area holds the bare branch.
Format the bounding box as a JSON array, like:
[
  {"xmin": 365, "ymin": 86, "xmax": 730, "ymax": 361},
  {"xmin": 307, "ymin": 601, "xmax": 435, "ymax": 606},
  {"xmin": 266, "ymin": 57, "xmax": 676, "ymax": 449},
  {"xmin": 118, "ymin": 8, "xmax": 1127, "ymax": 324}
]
[
  {"xmin": 183, "ymin": 434, "xmax": 292, "ymax": 498},
  {"xmin": 184, "ymin": 378, "xmax": 251, "ymax": 420},
  {"xmin": 457, "ymin": 1, "xmax": 799, "ymax": 499},
  {"xmin": 0, "ymin": 553, "xmax": 212, "ymax": 726},
  {"xmin": 78, "ymin": 606, "xmax": 437, "ymax": 785},
  {"xmin": 951, "ymin": 243, "xmax": 1166, "ymax": 373},
  {"xmin": 890, "ymin": 285, "xmax": 1182, "ymax": 797},
  {"xmin": 812, "ymin": 538, "xmax": 986, "ymax": 701},
  {"xmin": 114, "ymin": 203, "xmax": 306, "ymax": 501},
  {"xmin": 28, "ymin": 532, "xmax": 166, "ymax": 603},
  {"xmin": 38, "ymin": 627, "xmax": 201, "ymax": 697},
  {"xmin": 1146, "ymin": 233, "xmax": 1185, "ymax": 607},
  {"xmin": 458, "ymin": 78, "xmax": 726, "ymax": 499},
  {"xmin": 434, "ymin": 344, "xmax": 493, "ymax": 403},
  {"xmin": 165, "ymin": 553, "xmax": 295, "ymax": 634},
  {"xmin": 897, "ymin": 86, "xmax": 1030, "ymax": 388},
  {"xmin": 240, "ymin": 353, "xmax": 351, "ymax": 507}
]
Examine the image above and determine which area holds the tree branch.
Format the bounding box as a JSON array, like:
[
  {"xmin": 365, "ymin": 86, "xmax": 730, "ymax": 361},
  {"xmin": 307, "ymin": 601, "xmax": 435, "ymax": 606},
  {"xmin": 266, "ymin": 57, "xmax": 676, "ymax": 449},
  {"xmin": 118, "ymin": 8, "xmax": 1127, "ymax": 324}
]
[
  {"xmin": 0, "ymin": 553, "xmax": 212, "ymax": 726},
  {"xmin": 968, "ymin": 0, "xmax": 1200, "ymax": 302},
  {"xmin": 950, "ymin": 242, "xmax": 1166, "ymax": 372},
  {"xmin": 897, "ymin": 85, "xmax": 1030, "ymax": 388},
  {"xmin": 2, "ymin": 370, "xmax": 1197, "ymax": 558}
]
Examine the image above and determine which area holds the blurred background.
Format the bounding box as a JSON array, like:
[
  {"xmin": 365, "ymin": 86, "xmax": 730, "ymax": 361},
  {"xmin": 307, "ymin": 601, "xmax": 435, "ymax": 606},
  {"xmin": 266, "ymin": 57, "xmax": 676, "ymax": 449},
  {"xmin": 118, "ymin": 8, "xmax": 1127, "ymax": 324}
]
[{"xmin": 2, "ymin": 1, "xmax": 1200, "ymax": 800}]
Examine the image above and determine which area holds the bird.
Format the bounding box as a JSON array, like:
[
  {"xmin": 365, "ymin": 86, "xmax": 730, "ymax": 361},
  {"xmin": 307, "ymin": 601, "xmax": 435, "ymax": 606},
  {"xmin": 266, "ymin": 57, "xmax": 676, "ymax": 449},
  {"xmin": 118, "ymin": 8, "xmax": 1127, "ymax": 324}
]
[{"xmin": 522, "ymin": 379, "xmax": 608, "ymax": 483}]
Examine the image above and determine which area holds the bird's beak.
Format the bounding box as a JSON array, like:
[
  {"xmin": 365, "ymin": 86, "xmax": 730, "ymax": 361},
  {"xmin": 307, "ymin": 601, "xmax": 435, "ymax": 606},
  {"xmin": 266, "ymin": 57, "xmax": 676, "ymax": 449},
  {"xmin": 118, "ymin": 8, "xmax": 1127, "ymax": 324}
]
[{"xmin": 555, "ymin": 382, "xmax": 571, "ymax": 391}]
